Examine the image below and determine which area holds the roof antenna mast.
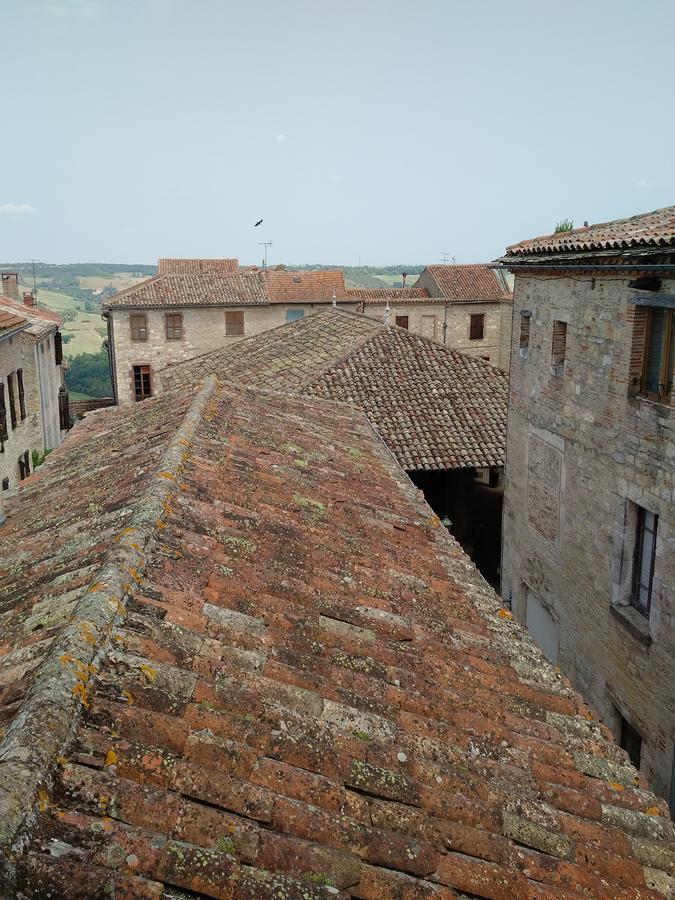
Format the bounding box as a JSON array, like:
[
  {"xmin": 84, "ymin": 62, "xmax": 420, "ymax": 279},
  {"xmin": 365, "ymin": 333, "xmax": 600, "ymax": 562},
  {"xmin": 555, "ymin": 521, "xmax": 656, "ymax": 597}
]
[{"xmin": 258, "ymin": 241, "xmax": 272, "ymax": 269}]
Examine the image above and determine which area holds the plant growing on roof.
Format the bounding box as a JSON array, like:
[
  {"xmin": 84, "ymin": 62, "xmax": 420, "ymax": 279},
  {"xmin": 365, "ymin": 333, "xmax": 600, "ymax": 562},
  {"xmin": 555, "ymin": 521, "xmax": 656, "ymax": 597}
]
[{"xmin": 553, "ymin": 218, "xmax": 574, "ymax": 233}]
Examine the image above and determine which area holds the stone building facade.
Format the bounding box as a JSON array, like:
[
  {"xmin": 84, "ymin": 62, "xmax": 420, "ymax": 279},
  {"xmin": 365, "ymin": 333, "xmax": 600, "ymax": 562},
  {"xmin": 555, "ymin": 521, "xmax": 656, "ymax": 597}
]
[
  {"xmin": 352, "ymin": 264, "xmax": 513, "ymax": 370},
  {"xmin": 104, "ymin": 259, "xmax": 360, "ymax": 406},
  {"xmin": 0, "ymin": 292, "xmax": 68, "ymax": 492},
  {"xmin": 499, "ymin": 207, "xmax": 675, "ymax": 810}
]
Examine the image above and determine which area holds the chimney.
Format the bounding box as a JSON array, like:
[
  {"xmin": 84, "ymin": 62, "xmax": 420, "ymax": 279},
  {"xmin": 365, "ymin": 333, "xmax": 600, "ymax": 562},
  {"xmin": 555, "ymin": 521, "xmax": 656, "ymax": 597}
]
[
  {"xmin": 1, "ymin": 272, "xmax": 19, "ymax": 302},
  {"xmin": 401, "ymin": 272, "xmax": 407, "ymax": 289},
  {"xmin": 23, "ymin": 291, "xmax": 35, "ymax": 308}
]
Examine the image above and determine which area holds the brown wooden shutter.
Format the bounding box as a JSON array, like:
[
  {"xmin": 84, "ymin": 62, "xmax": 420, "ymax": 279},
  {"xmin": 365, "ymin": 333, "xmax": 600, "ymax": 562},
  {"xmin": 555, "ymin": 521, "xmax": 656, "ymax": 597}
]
[
  {"xmin": 0, "ymin": 384, "xmax": 7, "ymax": 442},
  {"xmin": 470, "ymin": 314, "xmax": 485, "ymax": 340},
  {"xmin": 54, "ymin": 331, "xmax": 63, "ymax": 365},
  {"xmin": 7, "ymin": 375, "xmax": 17, "ymax": 429},
  {"xmin": 551, "ymin": 321, "xmax": 567, "ymax": 372},
  {"xmin": 519, "ymin": 313, "xmax": 531, "ymax": 352},
  {"xmin": 225, "ymin": 310, "xmax": 245, "ymax": 335},
  {"xmin": 17, "ymin": 369, "xmax": 26, "ymax": 421}
]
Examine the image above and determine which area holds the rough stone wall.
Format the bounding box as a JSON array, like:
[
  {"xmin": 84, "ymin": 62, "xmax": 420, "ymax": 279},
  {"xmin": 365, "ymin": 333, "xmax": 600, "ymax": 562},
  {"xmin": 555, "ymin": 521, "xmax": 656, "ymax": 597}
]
[
  {"xmin": 362, "ymin": 301, "xmax": 504, "ymax": 365},
  {"xmin": 34, "ymin": 332, "xmax": 64, "ymax": 450},
  {"xmin": 1, "ymin": 336, "xmax": 42, "ymax": 490},
  {"xmin": 501, "ymin": 272, "xmax": 675, "ymax": 804},
  {"xmin": 110, "ymin": 303, "xmax": 360, "ymax": 406}
]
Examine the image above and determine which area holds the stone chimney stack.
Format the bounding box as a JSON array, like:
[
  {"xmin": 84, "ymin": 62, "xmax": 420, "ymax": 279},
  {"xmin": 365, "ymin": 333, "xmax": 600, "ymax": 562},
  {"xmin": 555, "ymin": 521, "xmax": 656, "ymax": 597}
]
[
  {"xmin": 1, "ymin": 272, "xmax": 19, "ymax": 302},
  {"xmin": 23, "ymin": 292, "xmax": 35, "ymax": 308}
]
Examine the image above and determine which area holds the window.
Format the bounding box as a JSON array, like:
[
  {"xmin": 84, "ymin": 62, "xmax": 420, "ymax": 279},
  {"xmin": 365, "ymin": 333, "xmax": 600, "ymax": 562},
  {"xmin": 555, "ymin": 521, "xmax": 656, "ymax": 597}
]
[
  {"xmin": 641, "ymin": 308, "xmax": 673, "ymax": 401},
  {"xmin": 54, "ymin": 331, "xmax": 63, "ymax": 365},
  {"xmin": 18, "ymin": 450, "xmax": 30, "ymax": 481},
  {"xmin": 631, "ymin": 506, "xmax": 657, "ymax": 616},
  {"xmin": 133, "ymin": 365, "xmax": 152, "ymax": 402},
  {"xmin": 551, "ymin": 320, "xmax": 567, "ymax": 375},
  {"xmin": 130, "ymin": 314, "xmax": 148, "ymax": 341},
  {"xmin": 395, "ymin": 315, "xmax": 409, "ymax": 330},
  {"xmin": 165, "ymin": 313, "xmax": 183, "ymax": 340},
  {"xmin": 285, "ymin": 309, "xmax": 305, "ymax": 323},
  {"xmin": 1, "ymin": 477, "xmax": 8, "ymax": 491},
  {"xmin": 0, "ymin": 384, "xmax": 7, "ymax": 445},
  {"xmin": 17, "ymin": 369, "xmax": 26, "ymax": 421},
  {"xmin": 519, "ymin": 312, "xmax": 531, "ymax": 356},
  {"xmin": 225, "ymin": 310, "xmax": 245, "ymax": 335},
  {"xmin": 619, "ymin": 714, "xmax": 642, "ymax": 770},
  {"xmin": 469, "ymin": 314, "xmax": 485, "ymax": 340},
  {"xmin": 525, "ymin": 590, "xmax": 559, "ymax": 664},
  {"xmin": 481, "ymin": 356, "xmax": 490, "ymax": 362},
  {"xmin": 7, "ymin": 374, "xmax": 17, "ymax": 430}
]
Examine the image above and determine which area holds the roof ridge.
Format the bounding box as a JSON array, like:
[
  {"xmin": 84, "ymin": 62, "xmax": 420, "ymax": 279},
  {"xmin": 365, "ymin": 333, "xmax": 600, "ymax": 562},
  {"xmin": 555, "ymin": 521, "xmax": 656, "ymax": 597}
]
[
  {"xmin": 102, "ymin": 273, "xmax": 162, "ymax": 309},
  {"xmin": 294, "ymin": 316, "xmax": 386, "ymax": 392},
  {"xmin": 0, "ymin": 377, "xmax": 217, "ymax": 885}
]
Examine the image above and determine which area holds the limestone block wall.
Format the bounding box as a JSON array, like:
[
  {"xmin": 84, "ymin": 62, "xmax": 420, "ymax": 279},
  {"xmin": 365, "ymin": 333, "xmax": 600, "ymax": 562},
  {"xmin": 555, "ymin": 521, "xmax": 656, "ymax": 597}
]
[
  {"xmin": 1, "ymin": 335, "xmax": 42, "ymax": 491},
  {"xmin": 110, "ymin": 303, "xmax": 360, "ymax": 406},
  {"xmin": 362, "ymin": 301, "xmax": 505, "ymax": 366},
  {"xmin": 501, "ymin": 272, "xmax": 674, "ymax": 804}
]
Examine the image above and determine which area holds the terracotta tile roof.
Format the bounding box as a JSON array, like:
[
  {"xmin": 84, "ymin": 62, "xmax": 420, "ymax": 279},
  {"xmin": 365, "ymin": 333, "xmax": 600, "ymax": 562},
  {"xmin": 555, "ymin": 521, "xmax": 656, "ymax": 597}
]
[
  {"xmin": 0, "ymin": 297, "xmax": 62, "ymax": 334},
  {"xmin": 505, "ymin": 206, "xmax": 675, "ymax": 258},
  {"xmin": 1, "ymin": 380, "xmax": 673, "ymax": 897},
  {"xmin": 158, "ymin": 259, "xmax": 240, "ymax": 275},
  {"xmin": 0, "ymin": 308, "xmax": 28, "ymax": 336},
  {"xmin": 421, "ymin": 265, "xmax": 511, "ymax": 302},
  {"xmin": 104, "ymin": 267, "xmax": 355, "ymax": 310},
  {"xmin": 346, "ymin": 287, "xmax": 431, "ymax": 303},
  {"xmin": 158, "ymin": 310, "xmax": 507, "ymax": 471}
]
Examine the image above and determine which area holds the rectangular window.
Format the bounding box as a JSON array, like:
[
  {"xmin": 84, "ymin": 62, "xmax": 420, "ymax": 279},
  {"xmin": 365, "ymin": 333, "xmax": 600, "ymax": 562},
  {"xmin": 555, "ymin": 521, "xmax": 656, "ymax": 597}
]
[
  {"xmin": 165, "ymin": 313, "xmax": 183, "ymax": 340},
  {"xmin": 129, "ymin": 314, "xmax": 148, "ymax": 341},
  {"xmin": 225, "ymin": 310, "xmax": 245, "ymax": 335},
  {"xmin": 631, "ymin": 506, "xmax": 657, "ymax": 616},
  {"xmin": 519, "ymin": 312, "xmax": 531, "ymax": 356},
  {"xmin": 17, "ymin": 369, "xmax": 26, "ymax": 421},
  {"xmin": 619, "ymin": 714, "xmax": 642, "ymax": 770},
  {"xmin": 469, "ymin": 313, "xmax": 485, "ymax": 340},
  {"xmin": 285, "ymin": 309, "xmax": 305, "ymax": 323},
  {"xmin": 641, "ymin": 307, "xmax": 673, "ymax": 401},
  {"xmin": 18, "ymin": 450, "xmax": 30, "ymax": 481},
  {"xmin": 0, "ymin": 384, "xmax": 7, "ymax": 444},
  {"xmin": 54, "ymin": 331, "xmax": 63, "ymax": 365},
  {"xmin": 133, "ymin": 365, "xmax": 152, "ymax": 402},
  {"xmin": 7, "ymin": 374, "xmax": 17, "ymax": 430},
  {"xmin": 395, "ymin": 315, "xmax": 409, "ymax": 330},
  {"xmin": 1, "ymin": 477, "xmax": 8, "ymax": 490},
  {"xmin": 551, "ymin": 320, "xmax": 567, "ymax": 375}
]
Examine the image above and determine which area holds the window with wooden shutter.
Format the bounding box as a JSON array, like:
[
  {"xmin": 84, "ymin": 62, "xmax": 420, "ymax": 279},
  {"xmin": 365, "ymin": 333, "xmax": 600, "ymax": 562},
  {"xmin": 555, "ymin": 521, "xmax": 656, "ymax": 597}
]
[
  {"xmin": 0, "ymin": 384, "xmax": 7, "ymax": 444},
  {"xmin": 17, "ymin": 369, "xmax": 26, "ymax": 421},
  {"xmin": 631, "ymin": 506, "xmax": 657, "ymax": 616},
  {"xmin": 18, "ymin": 450, "xmax": 30, "ymax": 481},
  {"xmin": 7, "ymin": 374, "xmax": 17, "ymax": 429},
  {"xmin": 54, "ymin": 331, "xmax": 63, "ymax": 365},
  {"xmin": 395, "ymin": 315, "xmax": 409, "ymax": 330},
  {"xmin": 165, "ymin": 313, "xmax": 183, "ymax": 340},
  {"xmin": 640, "ymin": 307, "xmax": 673, "ymax": 401},
  {"xmin": 130, "ymin": 314, "xmax": 148, "ymax": 341},
  {"xmin": 551, "ymin": 321, "xmax": 567, "ymax": 375},
  {"xmin": 225, "ymin": 310, "xmax": 245, "ymax": 335},
  {"xmin": 133, "ymin": 365, "xmax": 152, "ymax": 402},
  {"xmin": 469, "ymin": 314, "xmax": 485, "ymax": 340},
  {"xmin": 1, "ymin": 477, "xmax": 8, "ymax": 490},
  {"xmin": 519, "ymin": 312, "xmax": 531, "ymax": 356}
]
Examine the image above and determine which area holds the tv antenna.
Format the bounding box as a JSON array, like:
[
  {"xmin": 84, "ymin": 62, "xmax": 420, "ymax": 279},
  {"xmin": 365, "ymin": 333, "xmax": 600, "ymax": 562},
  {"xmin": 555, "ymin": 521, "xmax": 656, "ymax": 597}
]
[
  {"xmin": 258, "ymin": 241, "xmax": 272, "ymax": 268},
  {"xmin": 441, "ymin": 251, "xmax": 455, "ymax": 265}
]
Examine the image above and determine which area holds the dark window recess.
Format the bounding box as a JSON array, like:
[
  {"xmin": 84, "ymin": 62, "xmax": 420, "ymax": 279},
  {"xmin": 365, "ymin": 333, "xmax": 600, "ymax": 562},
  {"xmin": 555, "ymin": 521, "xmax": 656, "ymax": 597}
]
[
  {"xmin": 7, "ymin": 374, "xmax": 17, "ymax": 429},
  {"xmin": 58, "ymin": 387, "xmax": 71, "ymax": 430},
  {"xmin": 1, "ymin": 477, "xmax": 8, "ymax": 490},
  {"xmin": 18, "ymin": 450, "xmax": 30, "ymax": 481},
  {"xmin": 519, "ymin": 313, "xmax": 531, "ymax": 354},
  {"xmin": 133, "ymin": 365, "xmax": 152, "ymax": 402},
  {"xmin": 469, "ymin": 314, "xmax": 485, "ymax": 340},
  {"xmin": 0, "ymin": 384, "xmax": 7, "ymax": 445},
  {"xmin": 551, "ymin": 321, "xmax": 567, "ymax": 374},
  {"xmin": 130, "ymin": 314, "xmax": 148, "ymax": 341},
  {"xmin": 17, "ymin": 369, "xmax": 26, "ymax": 421},
  {"xmin": 620, "ymin": 715, "xmax": 643, "ymax": 770},
  {"xmin": 225, "ymin": 310, "xmax": 245, "ymax": 335},
  {"xmin": 395, "ymin": 316, "xmax": 409, "ymax": 330},
  {"xmin": 632, "ymin": 507, "xmax": 657, "ymax": 616},
  {"xmin": 54, "ymin": 331, "xmax": 63, "ymax": 365},
  {"xmin": 285, "ymin": 309, "xmax": 305, "ymax": 323},
  {"xmin": 165, "ymin": 313, "xmax": 183, "ymax": 340},
  {"xmin": 641, "ymin": 308, "xmax": 673, "ymax": 401}
]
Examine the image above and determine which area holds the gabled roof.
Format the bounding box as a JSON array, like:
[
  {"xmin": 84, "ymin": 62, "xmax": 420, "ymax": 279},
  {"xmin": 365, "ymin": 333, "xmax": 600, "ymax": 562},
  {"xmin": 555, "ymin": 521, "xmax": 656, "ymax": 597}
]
[
  {"xmin": 346, "ymin": 287, "xmax": 431, "ymax": 303},
  {"xmin": 0, "ymin": 308, "xmax": 28, "ymax": 338},
  {"xmin": 158, "ymin": 259, "xmax": 239, "ymax": 275},
  {"xmin": 158, "ymin": 309, "xmax": 507, "ymax": 471},
  {"xmin": 505, "ymin": 205, "xmax": 675, "ymax": 258},
  {"xmin": 0, "ymin": 297, "xmax": 61, "ymax": 337},
  {"xmin": 418, "ymin": 264, "xmax": 510, "ymax": 303},
  {"xmin": 1, "ymin": 380, "xmax": 672, "ymax": 897},
  {"xmin": 262, "ymin": 268, "xmax": 349, "ymax": 303}
]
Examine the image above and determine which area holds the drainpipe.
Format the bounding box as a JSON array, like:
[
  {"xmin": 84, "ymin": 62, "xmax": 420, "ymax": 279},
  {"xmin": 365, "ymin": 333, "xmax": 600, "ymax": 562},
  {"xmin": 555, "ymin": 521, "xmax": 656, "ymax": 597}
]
[
  {"xmin": 442, "ymin": 301, "xmax": 448, "ymax": 345},
  {"xmin": 384, "ymin": 299, "xmax": 391, "ymax": 327}
]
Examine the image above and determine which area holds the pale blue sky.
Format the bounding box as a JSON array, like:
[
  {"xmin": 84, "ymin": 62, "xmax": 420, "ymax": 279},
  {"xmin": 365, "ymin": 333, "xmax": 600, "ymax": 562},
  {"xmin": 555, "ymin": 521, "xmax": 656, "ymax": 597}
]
[{"xmin": 2, "ymin": 0, "xmax": 674, "ymax": 265}]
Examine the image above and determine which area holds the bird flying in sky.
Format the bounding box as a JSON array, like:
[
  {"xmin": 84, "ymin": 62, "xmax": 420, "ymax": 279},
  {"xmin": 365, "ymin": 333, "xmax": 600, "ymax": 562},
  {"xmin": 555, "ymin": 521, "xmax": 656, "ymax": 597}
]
[{"xmin": 254, "ymin": 219, "xmax": 263, "ymax": 227}]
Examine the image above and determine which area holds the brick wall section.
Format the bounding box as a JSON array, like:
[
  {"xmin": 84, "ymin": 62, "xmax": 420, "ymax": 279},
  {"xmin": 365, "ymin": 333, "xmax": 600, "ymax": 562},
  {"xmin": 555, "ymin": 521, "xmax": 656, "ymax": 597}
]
[
  {"xmin": 501, "ymin": 272, "xmax": 675, "ymax": 804},
  {"xmin": 110, "ymin": 302, "xmax": 359, "ymax": 405}
]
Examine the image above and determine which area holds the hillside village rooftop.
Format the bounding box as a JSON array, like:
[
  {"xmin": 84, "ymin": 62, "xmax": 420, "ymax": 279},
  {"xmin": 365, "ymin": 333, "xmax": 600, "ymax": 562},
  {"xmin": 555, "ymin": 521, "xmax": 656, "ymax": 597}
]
[{"xmin": 0, "ymin": 372, "xmax": 674, "ymax": 897}]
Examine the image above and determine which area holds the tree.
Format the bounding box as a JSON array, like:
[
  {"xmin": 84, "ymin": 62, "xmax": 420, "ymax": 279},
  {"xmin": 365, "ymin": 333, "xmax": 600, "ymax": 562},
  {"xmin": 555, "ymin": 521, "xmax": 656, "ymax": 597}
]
[{"xmin": 67, "ymin": 349, "xmax": 112, "ymax": 398}]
